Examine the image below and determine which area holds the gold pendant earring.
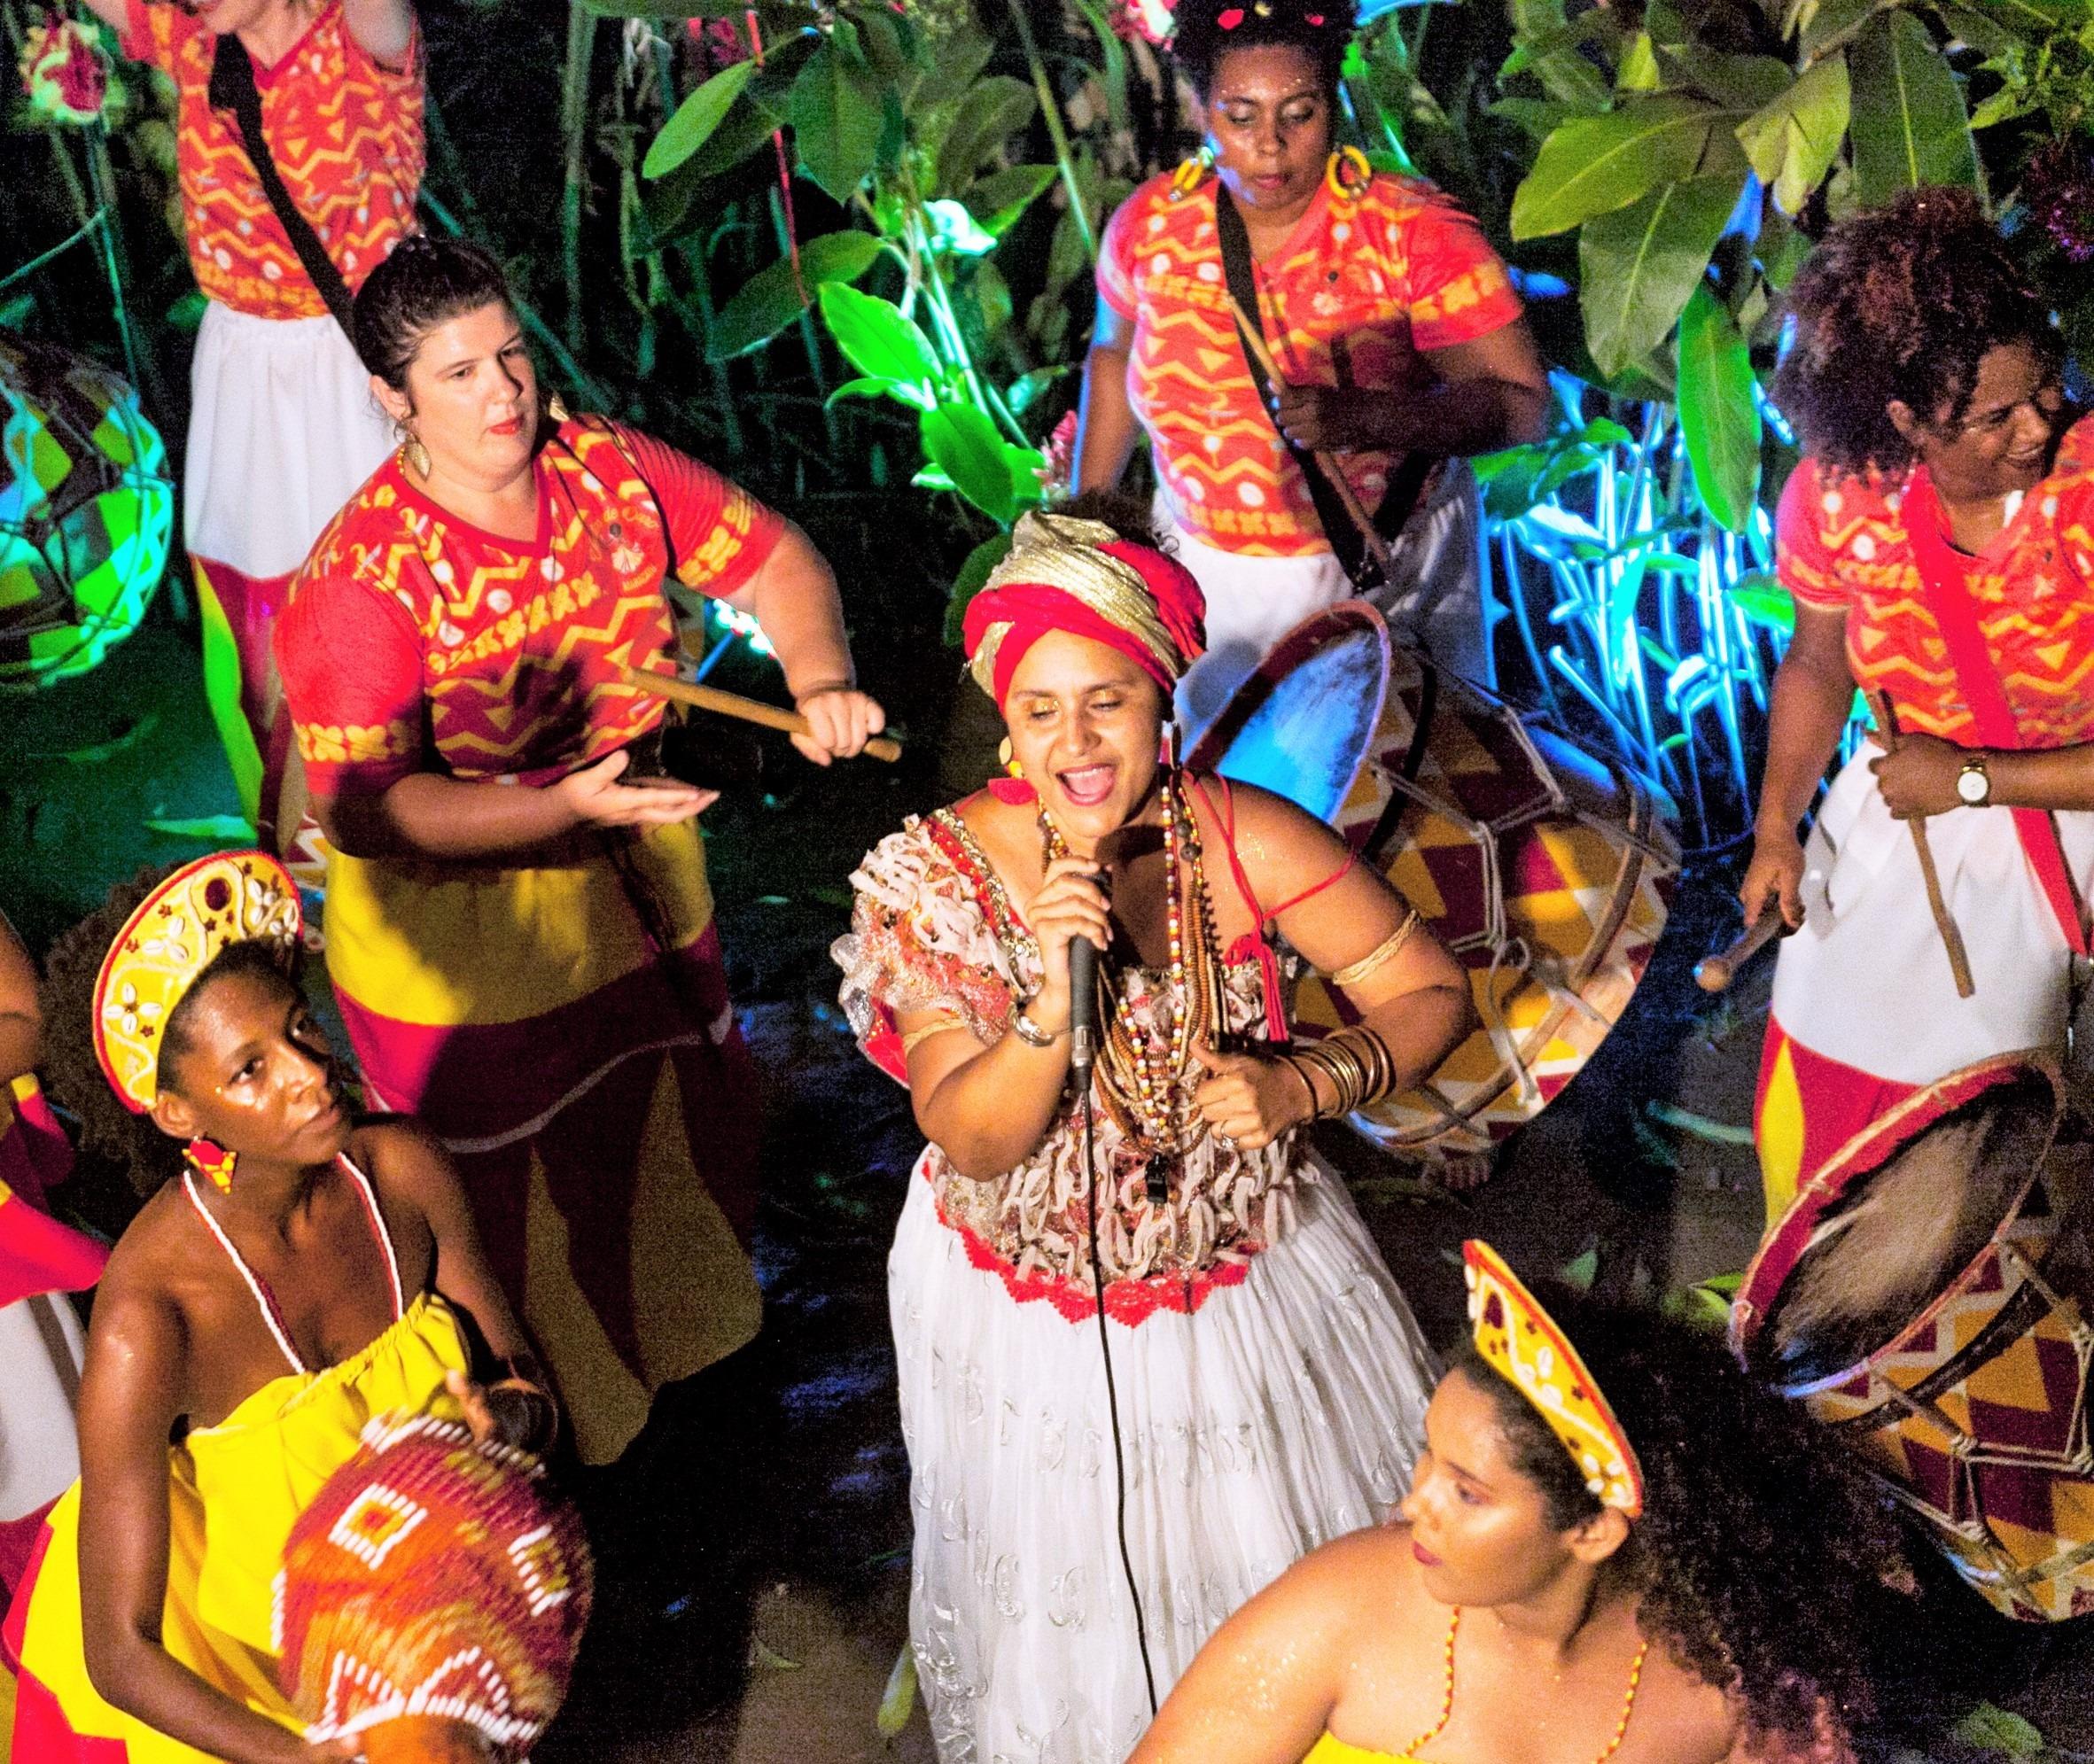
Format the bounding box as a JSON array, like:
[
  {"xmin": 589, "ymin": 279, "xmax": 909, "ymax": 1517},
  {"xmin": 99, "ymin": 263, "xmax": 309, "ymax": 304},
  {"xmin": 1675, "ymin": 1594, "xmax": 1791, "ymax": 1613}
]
[
  {"xmin": 404, "ymin": 433, "xmax": 432, "ymax": 478},
  {"xmin": 1170, "ymin": 145, "xmax": 1215, "ymax": 200},
  {"xmin": 545, "ymin": 393, "xmax": 571, "ymax": 424}
]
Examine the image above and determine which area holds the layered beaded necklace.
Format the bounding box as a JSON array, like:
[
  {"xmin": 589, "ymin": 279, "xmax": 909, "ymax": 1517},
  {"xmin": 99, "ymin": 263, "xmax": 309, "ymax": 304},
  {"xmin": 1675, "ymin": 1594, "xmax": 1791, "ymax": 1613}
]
[
  {"xmin": 1402, "ymin": 1606, "xmax": 1649, "ymax": 1763},
  {"xmin": 1039, "ymin": 769, "xmax": 1223, "ymax": 1201}
]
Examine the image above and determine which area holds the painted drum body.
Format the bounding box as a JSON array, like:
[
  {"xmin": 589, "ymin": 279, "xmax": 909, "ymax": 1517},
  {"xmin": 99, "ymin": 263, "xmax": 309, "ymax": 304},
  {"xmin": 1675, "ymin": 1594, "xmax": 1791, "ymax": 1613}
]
[
  {"xmin": 1735, "ymin": 1054, "xmax": 2094, "ymax": 1621},
  {"xmin": 1195, "ymin": 610, "xmax": 1678, "ymax": 1157}
]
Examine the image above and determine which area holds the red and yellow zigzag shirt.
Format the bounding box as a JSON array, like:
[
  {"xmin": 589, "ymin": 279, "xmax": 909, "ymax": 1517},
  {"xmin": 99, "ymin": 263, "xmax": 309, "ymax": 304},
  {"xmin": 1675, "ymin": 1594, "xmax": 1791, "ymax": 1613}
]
[
  {"xmin": 1776, "ymin": 415, "xmax": 2094, "ymax": 746},
  {"xmin": 1098, "ymin": 168, "xmax": 1521, "ymax": 557},
  {"xmin": 120, "ymin": 0, "xmax": 424, "ymax": 322},
  {"xmin": 276, "ymin": 416, "xmax": 784, "ymax": 797}
]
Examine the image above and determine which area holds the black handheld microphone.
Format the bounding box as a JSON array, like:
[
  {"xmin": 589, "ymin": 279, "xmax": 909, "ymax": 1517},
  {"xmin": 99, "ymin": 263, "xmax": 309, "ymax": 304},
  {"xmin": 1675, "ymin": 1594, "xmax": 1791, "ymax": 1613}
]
[{"xmin": 1068, "ymin": 934, "xmax": 1099, "ymax": 1077}]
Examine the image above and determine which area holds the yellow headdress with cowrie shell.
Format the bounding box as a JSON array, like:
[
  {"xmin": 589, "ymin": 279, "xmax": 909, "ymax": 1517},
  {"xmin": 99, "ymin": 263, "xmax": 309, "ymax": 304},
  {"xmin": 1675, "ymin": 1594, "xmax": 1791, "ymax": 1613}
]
[
  {"xmin": 1464, "ymin": 1239, "xmax": 1645, "ymax": 1518},
  {"xmin": 91, "ymin": 851, "xmax": 303, "ymax": 1115}
]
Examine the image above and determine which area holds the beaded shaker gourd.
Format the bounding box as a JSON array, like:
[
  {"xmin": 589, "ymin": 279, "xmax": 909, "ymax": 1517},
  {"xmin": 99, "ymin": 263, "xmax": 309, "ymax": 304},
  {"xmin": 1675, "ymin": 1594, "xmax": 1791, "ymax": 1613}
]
[{"xmin": 275, "ymin": 1413, "xmax": 594, "ymax": 1763}]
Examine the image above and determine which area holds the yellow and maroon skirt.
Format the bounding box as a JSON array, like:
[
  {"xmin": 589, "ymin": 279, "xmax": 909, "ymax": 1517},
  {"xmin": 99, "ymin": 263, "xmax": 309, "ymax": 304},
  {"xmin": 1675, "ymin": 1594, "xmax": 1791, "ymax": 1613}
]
[{"xmin": 323, "ymin": 820, "xmax": 762, "ymax": 1465}]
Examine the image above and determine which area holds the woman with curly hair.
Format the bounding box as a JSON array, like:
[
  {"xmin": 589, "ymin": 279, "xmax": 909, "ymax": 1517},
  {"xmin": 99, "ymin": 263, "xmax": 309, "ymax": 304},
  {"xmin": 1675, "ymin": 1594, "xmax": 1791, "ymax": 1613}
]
[
  {"xmin": 1073, "ymin": 0, "xmax": 1546, "ymax": 731},
  {"xmin": 1129, "ymin": 1241, "xmax": 1907, "ymax": 1764},
  {"xmin": 1740, "ymin": 186, "xmax": 2094, "ymax": 1218},
  {"xmin": 8, "ymin": 854, "xmax": 559, "ymax": 1761}
]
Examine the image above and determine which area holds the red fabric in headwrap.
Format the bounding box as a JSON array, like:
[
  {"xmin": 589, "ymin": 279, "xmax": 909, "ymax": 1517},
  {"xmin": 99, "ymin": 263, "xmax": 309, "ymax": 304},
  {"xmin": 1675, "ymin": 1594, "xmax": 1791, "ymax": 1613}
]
[{"xmin": 963, "ymin": 539, "xmax": 1206, "ymax": 705}]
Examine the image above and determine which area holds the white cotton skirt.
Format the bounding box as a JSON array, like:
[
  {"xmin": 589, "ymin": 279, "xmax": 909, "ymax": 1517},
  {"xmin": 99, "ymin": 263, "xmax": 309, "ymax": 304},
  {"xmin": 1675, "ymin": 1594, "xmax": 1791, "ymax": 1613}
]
[
  {"xmin": 890, "ymin": 1149, "xmax": 1437, "ymax": 1764},
  {"xmin": 1161, "ymin": 464, "xmax": 1495, "ymax": 747},
  {"xmin": 1771, "ymin": 747, "xmax": 2094, "ymax": 1085},
  {"xmin": 184, "ymin": 300, "xmax": 397, "ymax": 578}
]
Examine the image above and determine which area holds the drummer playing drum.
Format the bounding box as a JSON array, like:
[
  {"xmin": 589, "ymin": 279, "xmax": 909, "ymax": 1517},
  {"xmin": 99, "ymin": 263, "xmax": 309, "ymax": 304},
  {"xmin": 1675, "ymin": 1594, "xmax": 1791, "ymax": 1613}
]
[{"xmin": 1740, "ymin": 187, "xmax": 2094, "ymax": 1219}]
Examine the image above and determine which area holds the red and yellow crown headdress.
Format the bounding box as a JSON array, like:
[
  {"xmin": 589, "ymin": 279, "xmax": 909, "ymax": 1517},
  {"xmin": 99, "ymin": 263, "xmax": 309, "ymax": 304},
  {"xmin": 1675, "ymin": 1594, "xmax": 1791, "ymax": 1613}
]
[
  {"xmin": 90, "ymin": 851, "xmax": 302, "ymax": 1115},
  {"xmin": 1464, "ymin": 1239, "xmax": 1644, "ymax": 1517}
]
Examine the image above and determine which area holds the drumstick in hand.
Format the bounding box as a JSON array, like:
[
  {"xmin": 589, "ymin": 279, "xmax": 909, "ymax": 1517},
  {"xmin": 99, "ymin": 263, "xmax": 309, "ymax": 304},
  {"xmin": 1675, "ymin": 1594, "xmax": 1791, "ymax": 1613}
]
[
  {"xmin": 1694, "ymin": 913, "xmax": 1789, "ymax": 992},
  {"xmin": 1222, "ymin": 290, "xmax": 1395, "ymax": 575},
  {"xmin": 1867, "ymin": 690, "xmax": 1974, "ymax": 999},
  {"xmin": 619, "ymin": 664, "xmax": 902, "ymax": 763}
]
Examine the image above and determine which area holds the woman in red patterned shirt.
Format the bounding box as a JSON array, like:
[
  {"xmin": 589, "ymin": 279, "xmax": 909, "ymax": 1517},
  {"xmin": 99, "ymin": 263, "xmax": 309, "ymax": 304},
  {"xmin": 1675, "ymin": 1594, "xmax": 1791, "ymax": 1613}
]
[
  {"xmin": 1740, "ymin": 188, "xmax": 2094, "ymax": 1217},
  {"xmin": 1072, "ymin": 0, "xmax": 1546, "ymax": 732},
  {"xmin": 76, "ymin": 0, "xmax": 422, "ymax": 833},
  {"xmin": 274, "ymin": 237, "xmax": 886, "ymax": 1465}
]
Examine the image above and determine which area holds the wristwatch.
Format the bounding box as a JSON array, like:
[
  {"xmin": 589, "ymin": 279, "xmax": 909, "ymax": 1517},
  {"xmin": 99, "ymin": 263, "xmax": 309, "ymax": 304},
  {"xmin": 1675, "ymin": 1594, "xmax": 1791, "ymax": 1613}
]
[{"xmin": 1956, "ymin": 753, "xmax": 1993, "ymax": 806}]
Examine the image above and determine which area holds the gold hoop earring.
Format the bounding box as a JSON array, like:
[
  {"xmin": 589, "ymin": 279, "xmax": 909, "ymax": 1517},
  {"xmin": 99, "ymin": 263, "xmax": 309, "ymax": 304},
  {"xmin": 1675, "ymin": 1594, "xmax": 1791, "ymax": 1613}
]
[
  {"xmin": 1170, "ymin": 146, "xmax": 1214, "ymax": 200},
  {"xmin": 1326, "ymin": 144, "xmax": 1373, "ymax": 201}
]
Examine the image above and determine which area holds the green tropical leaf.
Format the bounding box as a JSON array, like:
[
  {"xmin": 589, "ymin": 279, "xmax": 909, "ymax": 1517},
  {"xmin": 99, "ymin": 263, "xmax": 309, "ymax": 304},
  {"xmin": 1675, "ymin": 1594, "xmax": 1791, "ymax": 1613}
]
[
  {"xmin": 1847, "ymin": 10, "xmax": 1981, "ymax": 206},
  {"xmin": 1510, "ymin": 96, "xmax": 1725, "ymax": 239},
  {"xmin": 935, "ymin": 75, "xmax": 1037, "ymax": 194},
  {"xmin": 642, "ymin": 59, "xmax": 757, "ymax": 180},
  {"xmin": 876, "ymin": 1643, "xmax": 918, "ymax": 1740},
  {"xmin": 1579, "ymin": 173, "xmax": 1744, "ymax": 379},
  {"xmin": 924, "ymin": 198, "xmax": 997, "ymax": 257},
  {"xmin": 1796, "ymin": 0, "xmax": 1882, "ymax": 60},
  {"xmin": 1615, "ymin": 31, "xmax": 1662, "ymax": 91},
  {"xmin": 818, "ymin": 284, "xmax": 943, "ymax": 389},
  {"xmin": 1005, "ymin": 442, "xmax": 1048, "ymax": 511},
  {"xmin": 1737, "ymin": 55, "xmax": 1849, "ymax": 215},
  {"xmin": 965, "ymin": 165, "xmax": 1059, "ymax": 237},
  {"xmin": 908, "ymin": 25, "xmax": 994, "ymax": 110},
  {"xmin": 1951, "ymin": 1703, "xmax": 2044, "ymax": 1758},
  {"xmin": 790, "ymin": 38, "xmax": 885, "ymax": 201},
  {"xmin": 827, "ymin": 375, "xmax": 933, "ymax": 412},
  {"xmin": 922, "ymin": 403, "xmax": 1016, "ymax": 523},
  {"xmin": 1668, "ymin": 48, "xmax": 1793, "ymax": 109},
  {"xmin": 1508, "ymin": 0, "xmax": 1615, "ymax": 108},
  {"xmin": 706, "ymin": 232, "xmax": 883, "ymax": 361},
  {"xmin": 1677, "ymin": 284, "xmax": 1762, "ymax": 532},
  {"xmin": 1726, "ymin": 571, "xmax": 1796, "ymax": 633}
]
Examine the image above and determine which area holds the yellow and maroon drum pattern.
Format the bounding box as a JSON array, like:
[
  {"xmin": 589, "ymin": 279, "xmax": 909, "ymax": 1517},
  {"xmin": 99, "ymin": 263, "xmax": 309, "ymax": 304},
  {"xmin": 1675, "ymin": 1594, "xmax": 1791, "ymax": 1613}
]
[
  {"xmin": 1733, "ymin": 1054, "xmax": 2094, "ymax": 1621},
  {"xmin": 1282, "ymin": 643, "xmax": 1676, "ymax": 1157}
]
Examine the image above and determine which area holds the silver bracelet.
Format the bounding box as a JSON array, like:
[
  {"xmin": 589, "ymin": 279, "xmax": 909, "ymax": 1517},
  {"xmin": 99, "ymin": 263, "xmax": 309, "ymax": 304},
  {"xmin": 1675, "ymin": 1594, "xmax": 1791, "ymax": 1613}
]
[{"xmin": 1010, "ymin": 1001, "xmax": 1064, "ymax": 1047}]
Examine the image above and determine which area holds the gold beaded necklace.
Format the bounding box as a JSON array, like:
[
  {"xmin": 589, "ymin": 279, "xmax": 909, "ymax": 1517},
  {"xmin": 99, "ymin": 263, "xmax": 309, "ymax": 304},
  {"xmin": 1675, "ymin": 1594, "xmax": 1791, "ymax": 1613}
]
[
  {"xmin": 1039, "ymin": 771, "xmax": 1223, "ymax": 1199},
  {"xmin": 1402, "ymin": 1606, "xmax": 1649, "ymax": 1764}
]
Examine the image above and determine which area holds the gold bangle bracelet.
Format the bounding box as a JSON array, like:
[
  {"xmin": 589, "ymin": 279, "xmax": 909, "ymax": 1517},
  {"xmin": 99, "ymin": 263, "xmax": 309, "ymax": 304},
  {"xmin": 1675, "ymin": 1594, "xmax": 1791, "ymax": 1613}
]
[
  {"xmin": 1325, "ymin": 1026, "xmax": 1397, "ymax": 1108},
  {"xmin": 1280, "ymin": 1052, "xmax": 1321, "ymax": 1123},
  {"xmin": 1331, "ymin": 911, "xmax": 1421, "ymax": 991},
  {"xmin": 900, "ymin": 1015, "xmax": 967, "ymax": 1055}
]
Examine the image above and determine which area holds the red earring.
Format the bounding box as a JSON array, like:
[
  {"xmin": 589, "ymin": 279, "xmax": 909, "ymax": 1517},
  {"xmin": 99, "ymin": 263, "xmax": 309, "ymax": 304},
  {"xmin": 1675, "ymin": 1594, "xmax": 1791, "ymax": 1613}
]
[
  {"xmin": 988, "ymin": 736, "xmax": 1039, "ymax": 804},
  {"xmin": 184, "ymin": 1138, "xmax": 237, "ymax": 1193}
]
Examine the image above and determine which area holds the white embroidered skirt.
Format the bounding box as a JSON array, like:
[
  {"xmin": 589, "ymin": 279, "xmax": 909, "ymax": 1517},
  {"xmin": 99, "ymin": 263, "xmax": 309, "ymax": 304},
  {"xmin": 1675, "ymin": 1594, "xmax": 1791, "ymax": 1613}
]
[
  {"xmin": 185, "ymin": 300, "xmax": 396, "ymax": 579},
  {"xmin": 889, "ymin": 1147, "xmax": 1437, "ymax": 1763}
]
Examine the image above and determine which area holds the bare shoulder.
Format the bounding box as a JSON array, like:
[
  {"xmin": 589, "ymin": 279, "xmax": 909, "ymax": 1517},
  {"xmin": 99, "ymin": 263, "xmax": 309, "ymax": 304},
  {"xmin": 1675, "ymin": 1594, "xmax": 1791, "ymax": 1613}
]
[
  {"xmin": 1631, "ymin": 1633, "xmax": 1746, "ymax": 1764},
  {"xmin": 1192, "ymin": 775, "xmax": 1353, "ymax": 896},
  {"xmin": 1263, "ymin": 1521, "xmax": 1416, "ymax": 1631}
]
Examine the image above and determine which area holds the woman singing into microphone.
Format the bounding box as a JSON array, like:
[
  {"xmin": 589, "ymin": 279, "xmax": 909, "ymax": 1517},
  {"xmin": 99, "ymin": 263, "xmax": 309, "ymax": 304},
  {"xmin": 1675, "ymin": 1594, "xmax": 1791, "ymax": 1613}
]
[{"xmin": 833, "ymin": 496, "xmax": 1468, "ymax": 1763}]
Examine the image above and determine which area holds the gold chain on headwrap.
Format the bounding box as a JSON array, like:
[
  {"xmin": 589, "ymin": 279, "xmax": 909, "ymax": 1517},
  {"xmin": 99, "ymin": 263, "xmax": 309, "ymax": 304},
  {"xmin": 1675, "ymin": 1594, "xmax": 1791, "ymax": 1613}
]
[{"xmin": 969, "ymin": 510, "xmax": 1189, "ymax": 695}]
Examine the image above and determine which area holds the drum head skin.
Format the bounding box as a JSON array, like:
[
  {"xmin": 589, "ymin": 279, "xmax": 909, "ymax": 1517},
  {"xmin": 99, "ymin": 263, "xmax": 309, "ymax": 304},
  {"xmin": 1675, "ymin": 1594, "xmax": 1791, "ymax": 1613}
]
[{"xmin": 1187, "ymin": 602, "xmax": 1391, "ymax": 828}]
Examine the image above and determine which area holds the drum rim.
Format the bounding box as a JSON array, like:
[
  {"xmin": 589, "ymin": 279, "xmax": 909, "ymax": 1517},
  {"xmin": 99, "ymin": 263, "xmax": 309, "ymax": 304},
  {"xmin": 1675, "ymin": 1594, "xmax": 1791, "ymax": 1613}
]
[
  {"xmin": 1185, "ymin": 600, "xmax": 1392, "ymax": 804},
  {"xmin": 1729, "ymin": 1050, "xmax": 2065, "ymax": 1390}
]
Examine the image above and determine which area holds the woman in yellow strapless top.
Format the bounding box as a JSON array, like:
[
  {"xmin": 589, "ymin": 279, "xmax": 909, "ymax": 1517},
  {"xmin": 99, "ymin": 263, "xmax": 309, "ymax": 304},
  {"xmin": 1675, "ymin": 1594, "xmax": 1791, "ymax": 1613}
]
[
  {"xmin": 8, "ymin": 853, "xmax": 561, "ymax": 1764},
  {"xmin": 1130, "ymin": 1242, "xmax": 1913, "ymax": 1764}
]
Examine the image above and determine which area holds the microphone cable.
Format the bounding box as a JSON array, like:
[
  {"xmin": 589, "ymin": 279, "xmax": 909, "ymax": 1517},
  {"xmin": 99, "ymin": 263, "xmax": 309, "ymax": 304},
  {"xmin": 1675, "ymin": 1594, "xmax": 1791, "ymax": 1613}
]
[{"xmin": 1069, "ymin": 932, "xmax": 1161, "ymax": 1718}]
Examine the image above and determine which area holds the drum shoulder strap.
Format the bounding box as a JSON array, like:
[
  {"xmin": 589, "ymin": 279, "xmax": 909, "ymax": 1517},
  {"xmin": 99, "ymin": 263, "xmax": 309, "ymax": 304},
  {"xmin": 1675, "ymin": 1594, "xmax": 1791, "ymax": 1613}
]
[
  {"xmin": 208, "ymin": 34, "xmax": 358, "ymax": 339},
  {"xmin": 1210, "ymin": 185, "xmax": 1434, "ymax": 587}
]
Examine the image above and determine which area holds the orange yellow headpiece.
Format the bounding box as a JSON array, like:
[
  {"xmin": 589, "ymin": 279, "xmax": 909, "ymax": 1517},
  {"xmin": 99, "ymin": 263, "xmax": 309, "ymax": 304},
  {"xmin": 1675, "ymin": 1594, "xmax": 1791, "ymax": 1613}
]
[
  {"xmin": 91, "ymin": 851, "xmax": 302, "ymax": 1115},
  {"xmin": 1464, "ymin": 1239, "xmax": 1644, "ymax": 1517}
]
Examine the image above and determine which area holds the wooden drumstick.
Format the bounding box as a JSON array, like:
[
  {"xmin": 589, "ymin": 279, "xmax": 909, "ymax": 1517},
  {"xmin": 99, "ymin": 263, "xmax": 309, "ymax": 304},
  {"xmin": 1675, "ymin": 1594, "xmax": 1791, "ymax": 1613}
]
[
  {"xmin": 1693, "ymin": 912, "xmax": 1790, "ymax": 992},
  {"xmin": 618, "ymin": 664, "xmax": 903, "ymax": 763},
  {"xmin": 1222, "ymin": 289, "xmax": 1396, "ymax": 575},
  {"xmin": 1867, "ymin": 690, "xmax": 1974, "ymax": 999}
]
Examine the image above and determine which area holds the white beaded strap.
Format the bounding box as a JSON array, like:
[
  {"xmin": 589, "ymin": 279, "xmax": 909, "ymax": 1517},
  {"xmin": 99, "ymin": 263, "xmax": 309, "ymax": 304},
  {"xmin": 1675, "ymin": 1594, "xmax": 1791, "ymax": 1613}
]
[
  {"xmin": 181, "ymin": 1173, "xmax": 307, "ymax": 1377},
  {"xmin": 337, "ymin": 1153, "xmax": 406, "ymax": 1322}
]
